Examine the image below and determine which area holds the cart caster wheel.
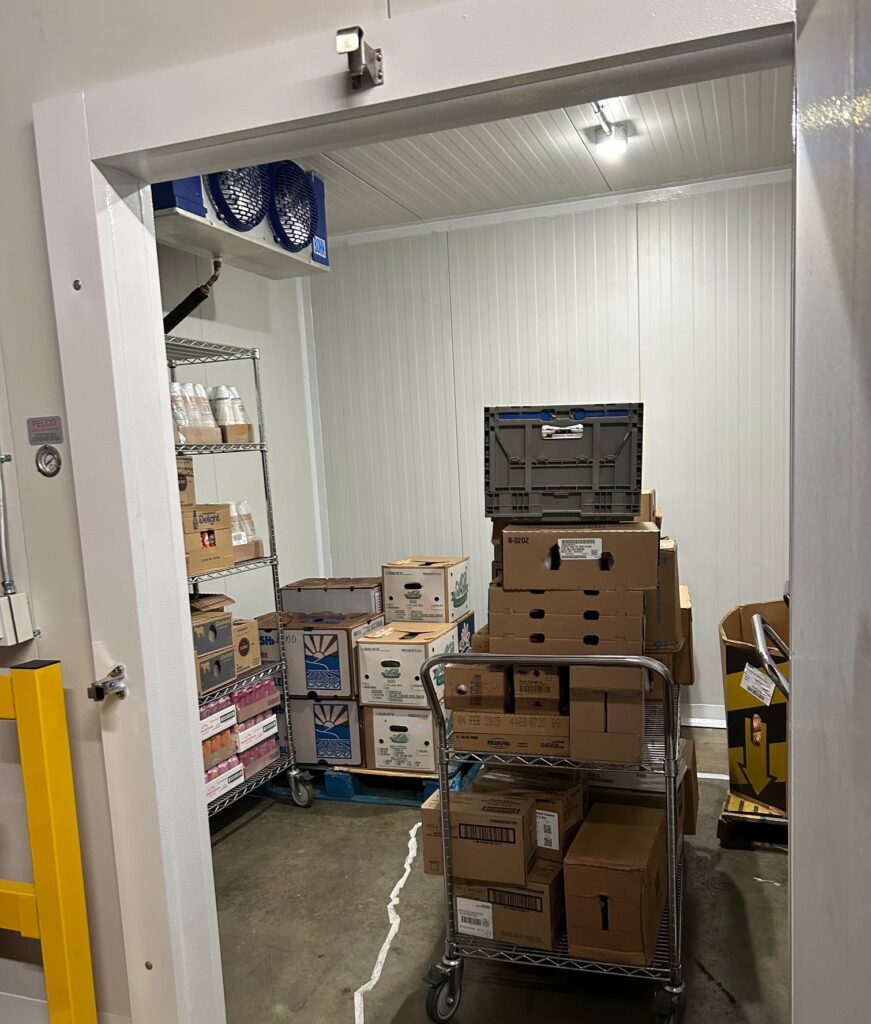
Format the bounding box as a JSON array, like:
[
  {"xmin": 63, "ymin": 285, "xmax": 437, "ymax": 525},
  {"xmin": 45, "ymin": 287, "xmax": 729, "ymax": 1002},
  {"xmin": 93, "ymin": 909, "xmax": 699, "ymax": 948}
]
[
  {"xmin": 426, "ymin": 980, "xmax": 461, "ymax": 1022},
  {"xmin": 655, "ymin": 986, "xmax": 687, "ymax": 1023},
  {"xmin": 287, "ymin": 775, "xmax": 315, "ymax": 808}
]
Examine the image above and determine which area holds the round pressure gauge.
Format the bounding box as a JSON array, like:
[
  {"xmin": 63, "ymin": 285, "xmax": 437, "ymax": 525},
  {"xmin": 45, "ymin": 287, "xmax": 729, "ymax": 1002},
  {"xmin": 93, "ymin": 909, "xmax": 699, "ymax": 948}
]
[{"xmin": 35, "ymin": 445, "xmax": 62, "ymax": 478}]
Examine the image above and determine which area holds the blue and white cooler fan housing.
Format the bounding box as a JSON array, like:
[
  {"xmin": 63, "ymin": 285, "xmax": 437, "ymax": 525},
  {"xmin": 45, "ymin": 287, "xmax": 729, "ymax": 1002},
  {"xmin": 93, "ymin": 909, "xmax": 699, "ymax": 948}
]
[{"xmin": 152, "ymin": 160, "xmax": 329, "ymax": 269}]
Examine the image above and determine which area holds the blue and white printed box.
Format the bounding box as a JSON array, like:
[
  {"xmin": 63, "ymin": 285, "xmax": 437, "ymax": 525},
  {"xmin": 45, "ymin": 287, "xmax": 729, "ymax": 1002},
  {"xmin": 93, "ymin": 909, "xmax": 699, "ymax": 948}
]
[
  {"xmin": 357, "ymin": 621, "xmax": 458, "ymax": 707},
  {"xmin": 456, "ymin": 610, "xmax": 476, "ymax": 654},
  {"xmin": 289, "ymin": 698, "xmax": 362, "ymax": 766},
  {"xmin": 279, "ymin": 611, "xmax": 384, "ymax": 698}
]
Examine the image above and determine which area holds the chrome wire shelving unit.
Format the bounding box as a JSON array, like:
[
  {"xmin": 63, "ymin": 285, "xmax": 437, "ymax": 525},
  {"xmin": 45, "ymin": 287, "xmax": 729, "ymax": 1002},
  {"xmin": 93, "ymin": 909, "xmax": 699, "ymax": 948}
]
[
  {"xmin": 420, "ymin": 652, "xmax": 686, "ymax": 1024},
  {"xmin": 167, "ymin": 333, "xmax": 314, "ymax": 814}
]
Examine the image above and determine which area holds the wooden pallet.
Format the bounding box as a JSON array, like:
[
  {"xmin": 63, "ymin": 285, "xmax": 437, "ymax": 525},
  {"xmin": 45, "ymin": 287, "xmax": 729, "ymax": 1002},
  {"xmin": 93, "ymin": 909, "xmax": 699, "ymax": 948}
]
[
  {"xmin": 268, "ymin": 761, "xmax": 480, "ymax": 807},
  {"xmin": 717, "ymin": 793, "xmax": 788, "ymax": 849}
]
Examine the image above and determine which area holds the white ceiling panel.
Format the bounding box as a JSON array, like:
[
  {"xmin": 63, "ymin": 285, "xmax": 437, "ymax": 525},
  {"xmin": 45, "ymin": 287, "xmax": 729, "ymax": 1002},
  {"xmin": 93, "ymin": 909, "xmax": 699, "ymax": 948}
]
[{"xmin": 311, "ymin": 67, "xmax": 792, "ymax": 235}]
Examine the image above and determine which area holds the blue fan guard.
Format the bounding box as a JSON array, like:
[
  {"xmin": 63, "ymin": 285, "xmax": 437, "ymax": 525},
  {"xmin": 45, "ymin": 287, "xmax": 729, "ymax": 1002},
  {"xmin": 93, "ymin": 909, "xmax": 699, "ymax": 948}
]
[
  {"xmin": 268, "ymin": 161, "xmax": 317, "ymax": 253},
  {"xmin": 205, "ymin": 166, "xmax": 271, "ymax": 232}
]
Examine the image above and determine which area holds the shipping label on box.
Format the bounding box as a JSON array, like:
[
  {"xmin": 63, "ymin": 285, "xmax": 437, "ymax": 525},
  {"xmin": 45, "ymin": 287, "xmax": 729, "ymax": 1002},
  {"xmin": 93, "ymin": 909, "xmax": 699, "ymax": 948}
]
[
  {"xmin": 358, "ymin": 622, "xmax": 457, "ymax": 707},
  {"xmin": 200, "ymin": 702, "xmax": 238, "ymax": 741},
  {"xmin": 363, "ymin": 706, "xmax": 448, "ymax": 773},
  {"xmin": 234, "ymin": 712, "xmax": 278, "ymax": 753},
  {"xmin": 281, "ymin": 577, "xmax": 383, "ymax": 615},
  {"xmin": 289, "ymin": 699, "xmax": 362, "ymax": 765},
  {"xmin": 279, "ymin": 612, "xmax": 384, "ymax": 697},
  {"xmin": 513, "ymin": 667, "xmax": 563, "ymax": 714},
  {"xmin": 383, "ymin": 556, "xmax": 470, "ymax": 622},
  {"xmin": 502, "ymin": 522, "xmax": 659, "ymax": 591},
  {"xmin": 205, "ymin": 762, "xmax": 245, "ymax": 803}
]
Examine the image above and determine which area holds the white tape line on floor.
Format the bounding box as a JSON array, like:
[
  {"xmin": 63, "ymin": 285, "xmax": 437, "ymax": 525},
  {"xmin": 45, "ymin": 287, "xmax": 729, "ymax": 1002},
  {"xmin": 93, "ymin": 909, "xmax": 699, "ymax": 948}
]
[{"xmin": 354, "ymin": 821, "xmax": 422, "ymax": 1024}]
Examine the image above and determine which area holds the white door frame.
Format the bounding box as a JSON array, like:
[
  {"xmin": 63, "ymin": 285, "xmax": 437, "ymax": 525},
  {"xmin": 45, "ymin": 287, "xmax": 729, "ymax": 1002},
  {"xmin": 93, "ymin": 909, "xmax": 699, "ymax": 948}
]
[{"xmin": 32, "ymin": 3, "xmax": 793, "ymax": 1022}]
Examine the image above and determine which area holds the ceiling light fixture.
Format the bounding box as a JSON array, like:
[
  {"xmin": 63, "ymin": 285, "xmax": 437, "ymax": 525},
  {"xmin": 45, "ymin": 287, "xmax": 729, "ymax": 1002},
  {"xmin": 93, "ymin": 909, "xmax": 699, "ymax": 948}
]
[{"xmin": 591, "ymin": 101, "xmax": 629, "ymax": 158}]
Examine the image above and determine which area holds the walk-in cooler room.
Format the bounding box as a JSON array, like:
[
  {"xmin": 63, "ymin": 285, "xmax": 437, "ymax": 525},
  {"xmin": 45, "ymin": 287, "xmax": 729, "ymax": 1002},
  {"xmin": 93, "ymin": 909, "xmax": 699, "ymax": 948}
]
[{"xmin": 146, "ymin": 63, "xmax": 791, "ymax": 1024}]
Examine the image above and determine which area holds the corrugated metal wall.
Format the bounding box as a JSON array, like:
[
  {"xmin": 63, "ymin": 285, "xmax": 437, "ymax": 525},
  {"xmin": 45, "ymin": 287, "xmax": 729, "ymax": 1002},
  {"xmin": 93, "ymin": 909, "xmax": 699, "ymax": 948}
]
[{"xmin": 309, "ymin": 179, "xmax": 792, "ymax": 715}]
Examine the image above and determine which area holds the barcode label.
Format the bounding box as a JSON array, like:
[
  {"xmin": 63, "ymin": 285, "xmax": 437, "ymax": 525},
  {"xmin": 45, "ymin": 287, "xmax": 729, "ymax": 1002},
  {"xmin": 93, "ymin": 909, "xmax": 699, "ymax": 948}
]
[
  {"xmin": 536, "ymin": 810, "xmax": 559, "ymax": 851},
  {"xmin": 456, "ymin": 898, "xmax": 493, "ymax": 939},
  {"xmin": 487, "ymin": 888, "xmax": 544, "ymax": 914},
  {"xmin": 458, "ymin": 824, "xmax": 516, "ymax": 844},
  {"xmin": 518, "ymin": 681, "xmax": 551, "ymax": 695},
  {"xmin": 741, "ymin": 664, "xmax": 776, "ymax": 707},
  {"xmin": 558, "ymin": 537, "xmax": 602, "ymax": 560}
]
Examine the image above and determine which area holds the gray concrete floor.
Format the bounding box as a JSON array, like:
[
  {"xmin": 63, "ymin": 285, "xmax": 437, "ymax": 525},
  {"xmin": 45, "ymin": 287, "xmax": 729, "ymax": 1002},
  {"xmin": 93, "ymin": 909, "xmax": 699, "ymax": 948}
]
[{"xmin": 211, "ymin": 729, "xmax": 787, "ymax": 1024}]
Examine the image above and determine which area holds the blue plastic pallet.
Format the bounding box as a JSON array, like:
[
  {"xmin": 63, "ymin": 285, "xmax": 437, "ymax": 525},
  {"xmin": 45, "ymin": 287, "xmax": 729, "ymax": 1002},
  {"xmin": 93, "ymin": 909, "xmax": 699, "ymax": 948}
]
[{"xmin": 266, "ymin": 761, "xmax": 480, "ymax": 808}]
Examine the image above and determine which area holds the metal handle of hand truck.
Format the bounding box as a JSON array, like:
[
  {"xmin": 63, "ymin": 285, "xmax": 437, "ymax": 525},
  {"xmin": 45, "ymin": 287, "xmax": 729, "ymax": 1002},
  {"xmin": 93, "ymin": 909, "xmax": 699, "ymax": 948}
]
[{"xmin": 750, "ymin": 613, "xmax": 791, "ymax": 700}]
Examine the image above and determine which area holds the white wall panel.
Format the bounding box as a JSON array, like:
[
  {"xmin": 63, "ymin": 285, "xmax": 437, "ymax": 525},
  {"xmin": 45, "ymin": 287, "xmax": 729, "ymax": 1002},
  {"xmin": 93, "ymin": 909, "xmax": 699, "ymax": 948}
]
[
  {"xmin": 447, "ymin": 208, "xmax": 641, "ymax": 620},
  {"xmin": 309, "ymin": 234, "xmax": 462, "ymax": 575},
  {"xmin": 638, "ymin": 181, "xmax": 792, "ymax": 710}
]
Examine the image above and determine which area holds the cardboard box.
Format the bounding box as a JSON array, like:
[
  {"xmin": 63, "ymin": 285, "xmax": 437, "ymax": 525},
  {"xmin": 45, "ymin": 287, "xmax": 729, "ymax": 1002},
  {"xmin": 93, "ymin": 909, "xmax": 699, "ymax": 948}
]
[
  {"xmin": 453, "ymin": 710, "xmax": 570, "ymax": 757},
  {"xmin": 182, "ymin": 503, "xmax": 232, "ymax": 534},
  {"xmin": 455, "ymin": 859, "xmax": 564, "ymax": 951},
  {"xmin": 490, "ymin": 633, "xmax": 643, "ymax": 657},
  {"xmin": 471, "ymin": 625, "xmax": 490, "ymax": 653},
  {"xmin": 357, "ymin": 621, "xmax": 457, "ymax": 707},
  {"xmin": 570, "ymin": 667, "xmax": 645, "ymax": 763},
  {"xmin": 564, "ymin": 804, "xmax": 667, "ymax": 966},
  {"xmin": 514, "ymin": 667, "xmax": 563, "ymax": 715},
  {"xmin": 177, "ymin": 455, "xmax": 196, "ymax": 507},
  {"xmin": 266, "ymin": 611, "xmax": 384, "ymax": 698},
  {"xmin": 233, "ymin": 538, "xmax": 265, "ymax": 565},
  {"xmin": 470, "ymin": 767, "xmax": 586, "ymax": 862},
  {"xmin": 182, "ymin": 503, "xmax": 234, "ymax": 575},
  {"xmin": 502, "ymin": 522, "xmax": 659, "ymax": 591},
  {"xmin": 588, "ymin": 778, "xmax": 687, "ymax": 856},
  {"xmin": 421, "ymin": 789, "xmax": 536, "ymax": 884},
  {"xmin": 281, "ymin": 577, "xmax": 383, "ymax": 615},
  {"xmin": 202, "ymin": 734, "xmax": 235, "ymax": 770},
  {"xmin": 673, "ymin": 586, "xmax": 694, "ymax": 685},
  {"xmin": 191, "ymin": 611, "xmax": 233, "ymax": 657},
  {"xmin": 199, "ymin": 701, "xmax": 238, "ymax": 741},
  {"xmin": 176, "ymin": 424, "xmax": 222, "ymax": 445},
  {"xmin": 633, "ymin": 488, "xmax": 657, "ymax": 524},
  {"xmin": 189, "ymin": 592, "xmax": 234, "ymax": 614},
  {"xmin": 289, "ymin": 698, "xmax": 363, "ymax": 766},
  {"xmin": 233, "ymin": 683, "xmax": 281, "ymax": 724},
  {"xmin": 720, "ymin": 600, "xmax": 789, "ymax": 814},
  {"xmin": 383, "ymin": 556, "xmax": 471, "ymax": 623},
  {"xmin": 363, "ymin": 706, "xmax": 448, "ymax": 773},
  {"xmin": 234, "ymin": 711, "xmax": 278, "ymax": 753},
  {"xmin": 455, "ymin": 610, "xmax": 476, "ymax": 654},
  {"xmin": 221, "ymin": 423, "xmax": 255, "ymax": 444},
  {"xmin": 196, "ymin": 646, "xmax": 237, "ymax": 696},
  {"xmin": 489, "ymin": 584, "xmax": 645, "ymax": 621},
  {"xmin": 644, "ymin": 539, "xmax": 683, "ymax": 652},
  {"xmin": 443, "ymin": 664, "xmax": 510, "ymax": 712},
  {"xmin": 205, "ymin": 761, "xmax": 245, "ymax": 803},
  {"xmin": 232, "ymin": 619, "xmax": 261, "ymax": 674},
  {"xmin": 243, "ymin": 746, "xmax": 279, "ymax": 780}
]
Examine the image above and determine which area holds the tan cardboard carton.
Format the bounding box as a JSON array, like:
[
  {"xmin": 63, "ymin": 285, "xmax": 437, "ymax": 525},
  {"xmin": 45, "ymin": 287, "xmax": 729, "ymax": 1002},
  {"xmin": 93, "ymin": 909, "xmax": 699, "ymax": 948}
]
[
  {"xmin": 232, "ymin": 619, "xmax": 261, "ymax": 674},
  {"xmin": 382, "ymin": 556, "xmax": 470, "ymax": 623},
  {"xmin": 502, "ymin": 522, "xmax": 660, "ymax": 591},
  {"xmin": 181, "ymin": 503, "xmax": 235, "ymax": 575},
  {"xmin": 191, "ymin": 610, "xmax": 233, "ymax": 658},
  {"xmin": 673, "ymin": 586, "xmax": 694, "ymax": 685},
  {"xmin": 470, "ymin": 626, "xmax": 490, "ymax": 653},
  {"xmin": 363, "ymin": 706, "xmax": 445, "ymax": 773},
  {"xmin": 570, "ymin": 666, "xmax": 645, "ymax": 763},
  {"xmin": 470, "ymin": 767, "xmax": 586, "ymax": 862},
  {"xmin": 421, "ymin": 790, "xmax": 536, "ymax": 884},
  {"xmin": 279, "ymin": 611, "xmax": 385, "ymax": 698},
  {"xmin": 443, "ymin": 664, "xmax": 511, "ymax": 712},
  {"xmin": 513, "ymin": 667, "xmax": 563, "ymax": 715},
  {"xmin": 196, "ymin": 646, "xmax": 237, "ymax": 697},
  {"xmin": 453, "ymin": 710, "xmax": 570, "ymax": 757},
  {"xmin": 455, "ymin": 858, "xmax": 564, "ymax": 951},
  {"xmin": 564, "ymin": 804, "xmax": 667, "ymax": 966},
  {"xmin": 221, "ymin": 423, "xmax": 255, "ymax": 444},
  {"xmin": 633, "ymin": 488, "xmax": 657, "ymax": 524},
  {"xmin": 281, "ymin": 577, "xmax": 383, "ymax": 615},
  {"xmin": 357, "ymin": 621, "xmax": 457, "ymax": 708},
  {"xmin": 644, "ymin": 538, "xmax": 683, "ymax": 652},
  {"xmin": 488, "ymin": 584, "xmax": 645, "ymax": 620}
]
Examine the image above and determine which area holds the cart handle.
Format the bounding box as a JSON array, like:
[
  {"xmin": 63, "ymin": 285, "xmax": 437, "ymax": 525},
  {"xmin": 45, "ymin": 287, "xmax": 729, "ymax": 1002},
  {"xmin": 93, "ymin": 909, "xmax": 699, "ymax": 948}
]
[
  {"xmin": 419, "ymin": 651, "xmax": 680, "ymax": 767},
  {"xmin": 750, "ymin": 614, "xmax": 791, "ymax": 700}
]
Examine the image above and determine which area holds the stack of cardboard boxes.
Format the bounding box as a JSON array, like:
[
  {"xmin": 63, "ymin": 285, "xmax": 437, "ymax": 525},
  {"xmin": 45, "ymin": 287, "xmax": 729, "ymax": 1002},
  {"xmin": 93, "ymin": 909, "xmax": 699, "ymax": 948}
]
[
  {"xmin": 272, "ymin": 559, "xmax": 474, "ymax": 773},
  {"xmin": 176, "ymin": 459, "xmax": 280, "ymax": 802},
  {"xmin": 428, "ymin": 478, "xmax": 698, "ymax": 965}
]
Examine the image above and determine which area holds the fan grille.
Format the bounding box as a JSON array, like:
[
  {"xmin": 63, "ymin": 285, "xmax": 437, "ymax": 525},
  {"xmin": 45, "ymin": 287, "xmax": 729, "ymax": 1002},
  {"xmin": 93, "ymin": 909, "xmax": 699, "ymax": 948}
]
[
  {"xmin": 205, "ymin": 166, "xmax": 270, "ymax": 232},
  {"xmin": 269, "ymin": 161, "xmax": 317, "ymax": 253}
]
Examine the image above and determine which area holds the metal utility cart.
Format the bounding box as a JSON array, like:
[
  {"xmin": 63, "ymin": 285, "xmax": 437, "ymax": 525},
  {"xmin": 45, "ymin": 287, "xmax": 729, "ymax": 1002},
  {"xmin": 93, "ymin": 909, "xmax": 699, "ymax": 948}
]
[
  {"xmin": 420, "ymin": 652, "xmax": 685, "ymax": 1023},
  {"xmin": 166, "ymin": 334, "xmax": 314, "ymax": 811}
]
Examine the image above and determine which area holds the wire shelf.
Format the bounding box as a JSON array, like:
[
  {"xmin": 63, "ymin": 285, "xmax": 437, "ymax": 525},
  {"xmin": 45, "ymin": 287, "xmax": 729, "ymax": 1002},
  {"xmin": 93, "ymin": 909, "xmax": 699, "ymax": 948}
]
[
  {"xmin": 449, "ymin": 701, "xmax": 671, "ymax": 774},
  {"xmin": 198, "ymin": 663, "xmax": 285, "ymax": 707},
  {"xmin": 454, "ymin": 864, "xmax": 682, "ymax": 983},
  {"xmin": 175, "ymin": 443, "xmax": 266, "ymax": 455},
  {"xmin": 207, "ymin": 756, "xmax": 292, "ymax": 817},
  {"xmin": 165, "ymin": 334, "xmax": 259, "ymax": 366},
  {"xmin": 187, "ymin": 556, "xmax": 276, "ymax": 585}
]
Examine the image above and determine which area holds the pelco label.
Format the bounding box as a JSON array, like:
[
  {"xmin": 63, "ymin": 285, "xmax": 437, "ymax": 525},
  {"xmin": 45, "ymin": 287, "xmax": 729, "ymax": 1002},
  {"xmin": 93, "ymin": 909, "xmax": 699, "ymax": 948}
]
[{"xmin": 558, "ymin": 537, "xmax": 602, "ymax": 560}]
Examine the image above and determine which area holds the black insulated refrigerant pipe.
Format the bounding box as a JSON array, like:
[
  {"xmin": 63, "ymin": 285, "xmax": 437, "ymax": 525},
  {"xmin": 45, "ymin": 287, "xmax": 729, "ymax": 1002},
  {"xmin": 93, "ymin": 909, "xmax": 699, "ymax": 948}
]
[{"xmin": 163, "ymin": 258, "xmax": 222, "ymax": 334}]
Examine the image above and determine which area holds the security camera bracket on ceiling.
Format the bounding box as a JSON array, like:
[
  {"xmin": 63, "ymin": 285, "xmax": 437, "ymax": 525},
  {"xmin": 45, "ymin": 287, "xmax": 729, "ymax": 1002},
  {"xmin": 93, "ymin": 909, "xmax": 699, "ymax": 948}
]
[{"xmin": 336, "ymin": 26, "xmax": 384, "ymax": 90}]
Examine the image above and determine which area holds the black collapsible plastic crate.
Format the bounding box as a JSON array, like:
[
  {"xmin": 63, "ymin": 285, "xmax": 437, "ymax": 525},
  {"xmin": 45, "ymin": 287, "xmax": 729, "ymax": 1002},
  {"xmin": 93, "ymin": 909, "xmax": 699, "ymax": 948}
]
[{"xmin": 484, "ymin": 403, "xmax": 643, "ymax": 521}]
